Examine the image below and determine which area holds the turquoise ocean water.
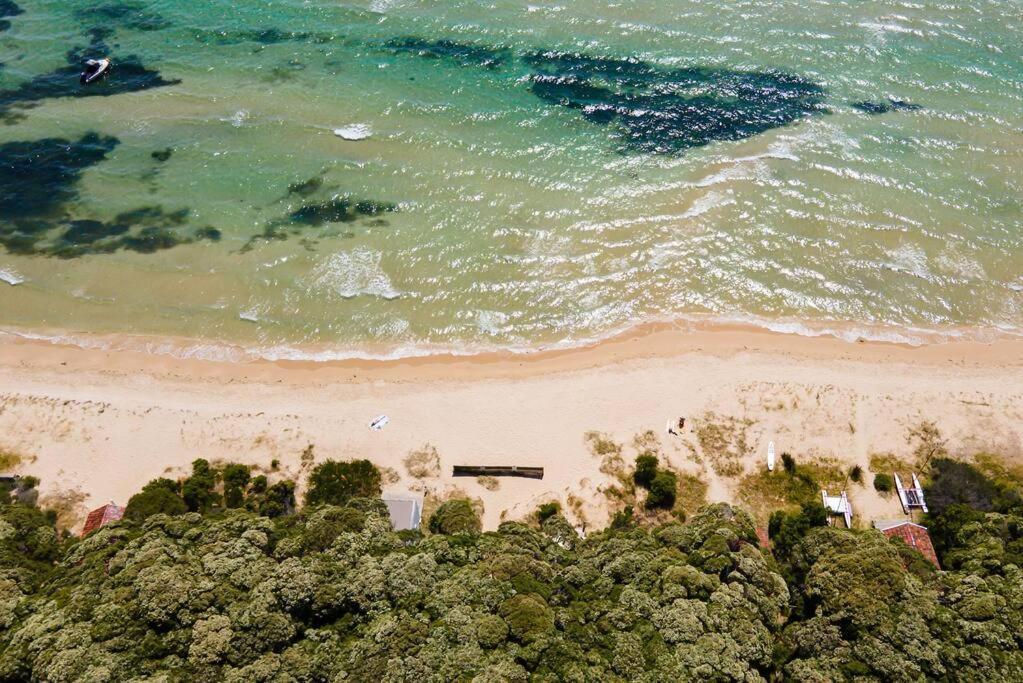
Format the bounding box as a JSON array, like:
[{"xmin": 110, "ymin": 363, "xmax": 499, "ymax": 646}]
[{"xmin": 0, "ymin": 0, "xmax": 1021, "ymax": 359}]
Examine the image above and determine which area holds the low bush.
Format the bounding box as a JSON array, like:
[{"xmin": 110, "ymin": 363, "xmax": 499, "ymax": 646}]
[
  {"xmin": 429, "ymin": 499, "xmax": 481, "ymax": 534},
  {"xmin": 646, "ymin": 470, "xmax": 678, "ymax": 509},
  {"xmin": 305, "ymin": 459, "xmax": 381, "ymax": 507}
]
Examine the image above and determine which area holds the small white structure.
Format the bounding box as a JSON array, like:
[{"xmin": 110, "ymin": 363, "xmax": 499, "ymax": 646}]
[
  {"xmin": 767, "ymin": 441, "xmax": 776, "ymax": 471},
  {"xmin": 821, "ymin": 489, "xmax": 853, "ymax": 528},
  {"xmin": 381, "ymin": 492, "xmax": 423, "ymax": 531},
  {"xmin": 895, "ymin": 473, "xmax": 928, "ymax": 514}
]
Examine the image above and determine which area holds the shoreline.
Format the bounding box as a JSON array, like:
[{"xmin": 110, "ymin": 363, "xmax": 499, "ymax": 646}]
[
  {"xmin": 2, "ymin": 318, "xmax": 1022, "ymax": 384},
  {"xmin": 1, "ymin": 323, "xmax": 1021, "ymax": 533}
]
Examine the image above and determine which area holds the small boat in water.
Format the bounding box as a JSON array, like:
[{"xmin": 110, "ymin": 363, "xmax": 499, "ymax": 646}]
[{"xmin": 80, "ymin": 58, "xmax": 111, "ymax": 85}]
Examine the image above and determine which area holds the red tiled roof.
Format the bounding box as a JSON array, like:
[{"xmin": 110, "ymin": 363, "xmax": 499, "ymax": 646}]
[
  {"xmin": 755, "ymin": 527, "xmax": 771, "ymax": 550},
  {"xmin": 880, "ymin": 522, "xmax": 940, "ymax": 569},
  {"xmin": 81, "ymin": 503, "xmax": 124, "ymax": 536}
]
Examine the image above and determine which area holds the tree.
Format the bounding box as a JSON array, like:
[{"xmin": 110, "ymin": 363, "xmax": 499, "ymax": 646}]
[
  {"xmin": 768, "ymin": 501, "xmax": 828, "ymax": 559},
  {"xmin": 125, "ymin": 478, "xmax": 187, "ymax": 521},
  {"xmin": 428, "ymin": 499, "xmax": 481, "ymax": 534},
  {"xmin": 222, "ymin": 464, "xmax": 251, "ymax": 509},
  {"xmin": 258, "ymin": 480, "xmax": 296, "ymax": 518},
  {"xmin": 305, "ymin": 459, "xmax": 381, "ymax": 507},
  {"xmin": 925, "ymin": 458, "xmax": 999, "ymax": 514},
  {"xmin": 633, "ymin": 454, "xmax": 658, "ymax": 489},
  {"xmin": 849, "ymin": 465, "xmax": 863, "ymax": 483},
  {"xmin": 182, "ymin": 459, "xmax": 221, "ymax": 513},
  {"xmin": 646, "ymin": 470, "xmax": 677, "ymax": 509}
]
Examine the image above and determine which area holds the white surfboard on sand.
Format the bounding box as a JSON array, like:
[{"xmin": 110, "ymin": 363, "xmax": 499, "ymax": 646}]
[
  {"xmin": 767, "ymin": 441, "xmax": 776, "ymax": 471},
  {"xmin": 369, "ymin": 415, "xmax": 389, "ymax": 430}
]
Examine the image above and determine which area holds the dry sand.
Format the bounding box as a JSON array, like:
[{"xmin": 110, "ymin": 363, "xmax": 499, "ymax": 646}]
[{"xmin": 1, "ymin": 323, "xmax": 1021, "ymax": 532}]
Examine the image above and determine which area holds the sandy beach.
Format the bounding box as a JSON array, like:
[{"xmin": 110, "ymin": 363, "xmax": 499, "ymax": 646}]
[{"xmin": 1, "ymin": 323, "xmax": 1021, "ymax": 532}]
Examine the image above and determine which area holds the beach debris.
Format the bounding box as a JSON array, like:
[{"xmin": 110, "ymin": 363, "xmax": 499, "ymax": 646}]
[
  {"xmin": 0, "ymin": 267, "xmax": 24, "ymax": 286},
  {"xmin": 238, "ymin": 310, "xmax": 259, "ymax": 323},
  {"xmin": 767, "ymin": 441, "xmax": 776, "ymax": 471},
  {"xmin": 333, "ymin": 124, "xmax": 372, "ymax": 140},
  {"xmin": 370, "ymin": 415, "xmax": 390, "ymax": 430}
]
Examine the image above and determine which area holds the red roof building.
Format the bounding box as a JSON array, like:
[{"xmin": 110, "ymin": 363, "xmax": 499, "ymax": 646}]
[
  {"xmin": 873, "ymin": 520, "xmax": 940, "ymax": 569},
  {"xmin": 81, "ymin": 503, "xmax": 124, "ymax": 536}
]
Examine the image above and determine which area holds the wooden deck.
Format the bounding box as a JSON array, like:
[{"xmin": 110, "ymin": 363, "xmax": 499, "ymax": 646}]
[{"xmin": 452, "ymin": 465, "xmax": 544, "ymax": 479}]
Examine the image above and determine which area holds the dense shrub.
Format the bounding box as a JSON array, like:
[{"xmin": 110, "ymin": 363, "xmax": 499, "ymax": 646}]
[
  {"xmin": 768, "ymin": 501, "xmax": 828, "ymax": 558},
  {"xmin": 2, "ymin": 469, "xmax": 1023, "ymax": 681},
  {"xmin": 125, "ymin": 478, "xmax": 188, "ymax": 521},
  {"xmin": 305, "ymin": 459, "xmax": 381, "ymax": 507},
  {"xmin": 646, "ymin": 470, "xmax": 678, "ymax": 509},
  {"xmin": 181, "ymin": 458, "xmax": 221, "ymax": 513},
  {"xmin": 536, "ymin": 502, "xmax": 559, "ymax": 523},
  {"xmin": 873, "ymin": 472, "xmax": 893, "ymax": 493},
  {"xmin": 849, "ymin": 465, "xmax": 863, "ymax": 483},
  {"xmin": 633, "ymin": 454, "xmax": 658, "ymax": 489},
  {"xmin": 925, "ymin": 458, "xmax": 1004, "ymax": 514},
  {"xmin": 781, "ymin": 452, "xmax": 796, "ymax": 474},
  {"xmin": 222, "ymin": 464, "xmax": 251, "ymax": 509},
  {"xmin": 429, "ymin": 498, "xmax": 481, "ymax": 534}
]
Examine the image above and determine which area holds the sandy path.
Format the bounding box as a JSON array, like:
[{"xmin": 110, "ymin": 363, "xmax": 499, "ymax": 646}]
[{"xmin": 1, "ymin": 325, "xmax": 1021, "ymax": 531}]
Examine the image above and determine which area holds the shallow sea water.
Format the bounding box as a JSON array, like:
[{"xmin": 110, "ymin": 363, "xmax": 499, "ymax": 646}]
[{"xmin": 0, "ymin": 0, "xmax": 1021, "ymax": 358}]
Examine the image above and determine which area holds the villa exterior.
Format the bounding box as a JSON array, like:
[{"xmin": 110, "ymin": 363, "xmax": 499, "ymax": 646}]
[
  {"xmin": 874, "ymin": 520, "xmax": 940, "ymax": 569},
  {"xmin": 81, "ymin": 502, "xmax": 124, "ymax": 536}
]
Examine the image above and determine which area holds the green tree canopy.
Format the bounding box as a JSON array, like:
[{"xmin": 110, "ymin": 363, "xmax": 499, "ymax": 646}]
[{"xmin": 305, "ymin": 459, "xmax": 381, "ymax": 507}]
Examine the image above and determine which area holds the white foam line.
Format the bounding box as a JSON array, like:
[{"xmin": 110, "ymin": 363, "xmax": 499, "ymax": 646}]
[{"xmin": 0, "ymin": 268, "xmax": 25, "ymax": 286}]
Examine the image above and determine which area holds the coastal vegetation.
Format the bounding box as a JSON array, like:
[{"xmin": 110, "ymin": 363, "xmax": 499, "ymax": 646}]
[{"xmin": 1, "ymin": 449, "xmax": 1020, "ymax": 681}]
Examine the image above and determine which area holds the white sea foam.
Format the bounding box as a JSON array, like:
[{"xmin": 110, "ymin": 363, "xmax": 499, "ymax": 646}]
[
  {"xmin": 682, "ymin": 191, "xmax": 735, "ymax": 219},
  {"xmin": 333, "ymin": 124, "xmax": 372, "ymax": 140},
  {"xmin": 309, "ymin": 248, "xmax": 401, "ymax": 300},
  {"xmin": 0, "ymin": 267, "xmax": 24, "ymax": 286}
]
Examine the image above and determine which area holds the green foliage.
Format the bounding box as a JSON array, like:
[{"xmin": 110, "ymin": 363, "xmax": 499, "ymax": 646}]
[
  {"xmin": 256, "ymin": 480, "xmax": 295, "ymax": 518},
  {"xmin": 1, "ymin": 449, "xmax": 1022, "ymax": 682},
  {"xmin": 873, "ymin": 472, "xmax": 893, "ymax": 493},
  {"xmin": 768, "ymin": 501, "xmax": 828, "ymax": 559},
  {"xmin": 536, "ymin": 502, "xmax": 559, "ymax": 523},
  {"xmin": 849, "ymin": 465, "xmax": 863, "ymax": 483},
  {"xmin": 125, "ymin": 478, "xmax": 188, "ymax": 521},
  {"xmin": 182, "ymin": 458, "xmax": 221, "ymax": 513},
  {"xmin": 222, "ymin": 463, "xmax": 251, "ymax": 509},
  {"xmin": 498, "ymin": 593, "xmax": 554, "ymax": 643},
  {"xmin": 925, "ymin": 457, "xmax": 1015, "ymax": 514},
  {"xmin": 305, "ymin": 459, "xmax": 381, "ymax": 507},
  {"xmin": 610, "ymin": 505, "xmax": 635, "ymax": 530},
  {"xmin": 428, "ymin": 498, "xmax": 481, "ymax": 534},
  {"xmin": 781, "ymin": 452, "xmax": 796, "ymax": 474},
  {"xmin": 646, "ymin": 470, "xmax": 678, "ymax": 509},
  {"xmin": 633, "ymin": 453, "xmax": 658, "ymax": 489}
]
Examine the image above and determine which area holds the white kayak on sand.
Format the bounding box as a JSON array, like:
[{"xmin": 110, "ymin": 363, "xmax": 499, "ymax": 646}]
[
  {"xmin": 767, "ymin": 441, "xmax": 776, "ymax": 471},
  {"xmin": 369, "ymin": 415, "xmax": 389, "ymax": 430}
]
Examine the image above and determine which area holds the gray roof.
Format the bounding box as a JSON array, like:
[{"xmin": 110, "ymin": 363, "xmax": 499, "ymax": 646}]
[{"xmin": 382, "ymin": 493, "xmax": 423, "ymax": 531}]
